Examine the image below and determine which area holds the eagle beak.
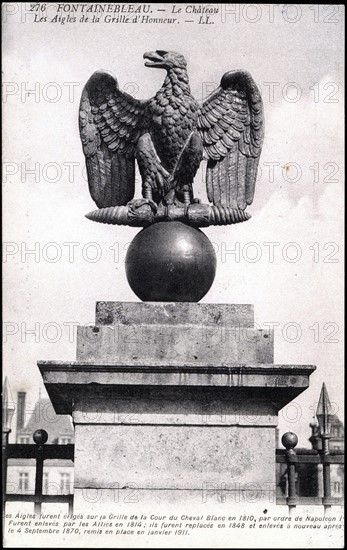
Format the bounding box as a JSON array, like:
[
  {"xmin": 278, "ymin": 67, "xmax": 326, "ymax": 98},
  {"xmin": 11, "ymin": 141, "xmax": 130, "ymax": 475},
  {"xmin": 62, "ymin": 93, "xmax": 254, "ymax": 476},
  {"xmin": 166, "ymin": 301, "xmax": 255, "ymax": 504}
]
[{"xmin": 143, "ymin": 51, "xmax": 166, "ymax": 68}]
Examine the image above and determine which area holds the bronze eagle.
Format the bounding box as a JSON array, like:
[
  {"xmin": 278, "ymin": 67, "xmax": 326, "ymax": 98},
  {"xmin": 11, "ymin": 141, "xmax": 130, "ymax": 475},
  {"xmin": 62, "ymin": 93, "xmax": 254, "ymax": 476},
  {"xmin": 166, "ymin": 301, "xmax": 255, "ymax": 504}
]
[{"xmin": 79, "ymin": 50, "xmax": 264, "ymax": 226}]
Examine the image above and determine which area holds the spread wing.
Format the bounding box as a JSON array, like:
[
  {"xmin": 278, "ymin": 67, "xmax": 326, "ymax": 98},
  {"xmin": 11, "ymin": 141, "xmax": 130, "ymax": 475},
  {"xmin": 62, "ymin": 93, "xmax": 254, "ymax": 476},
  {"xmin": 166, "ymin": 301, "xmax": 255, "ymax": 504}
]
[
  {"xmin": 197, "ymin": 70, "xmax": 264, "ymax": 210},
  {"xmin": 79, "ymin": 71, "xmax": 148, "ymax": 208}
]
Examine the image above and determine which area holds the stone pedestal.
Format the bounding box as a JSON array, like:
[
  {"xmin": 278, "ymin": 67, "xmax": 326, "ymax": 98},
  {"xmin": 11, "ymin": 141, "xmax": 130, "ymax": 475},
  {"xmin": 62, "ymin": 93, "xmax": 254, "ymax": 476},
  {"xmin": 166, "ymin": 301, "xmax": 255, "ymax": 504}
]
[{"xmin": 38, "ymin": 302, "xmax": 315, "ymax": 507}]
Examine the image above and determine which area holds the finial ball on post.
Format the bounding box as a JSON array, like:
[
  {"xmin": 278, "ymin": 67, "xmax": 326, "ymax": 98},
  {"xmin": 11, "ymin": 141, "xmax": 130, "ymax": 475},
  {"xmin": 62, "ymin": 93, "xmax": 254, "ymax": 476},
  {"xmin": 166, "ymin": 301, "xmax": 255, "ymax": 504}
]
[
  {"xmin": 33, "ymin": 429, "xmax": 48, "ymax": 445},
  {"xmin": 281, "ymin": 432, "xmax": 298, "ymax": 450}
]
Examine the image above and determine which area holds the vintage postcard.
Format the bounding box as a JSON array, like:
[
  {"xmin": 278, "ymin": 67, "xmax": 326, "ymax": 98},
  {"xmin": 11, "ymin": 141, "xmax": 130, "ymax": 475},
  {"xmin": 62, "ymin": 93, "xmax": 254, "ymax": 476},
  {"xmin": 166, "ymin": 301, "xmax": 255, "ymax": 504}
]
[{"xmin": 2, "ymin": 3, "xmax": 344, "ymax": 548}]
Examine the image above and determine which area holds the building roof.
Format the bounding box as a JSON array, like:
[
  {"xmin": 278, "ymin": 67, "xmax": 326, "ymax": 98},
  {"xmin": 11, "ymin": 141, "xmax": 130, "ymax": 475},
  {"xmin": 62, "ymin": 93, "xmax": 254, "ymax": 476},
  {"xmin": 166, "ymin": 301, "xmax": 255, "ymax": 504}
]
[
  {"xmin": 17, "ymin": 398, "xmax": 74, "ymax": 444},
  {"xmin": 331, "ymin": 414, "xmax": 344, "ymax": 429}
]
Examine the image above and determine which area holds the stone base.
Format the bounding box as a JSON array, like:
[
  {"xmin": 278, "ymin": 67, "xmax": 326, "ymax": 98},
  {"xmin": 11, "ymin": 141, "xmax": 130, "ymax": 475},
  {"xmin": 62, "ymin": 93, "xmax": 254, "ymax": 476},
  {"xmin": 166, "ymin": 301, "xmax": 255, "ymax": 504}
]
[
  {"xmin": 38, "ymin": 302, "xmax": 315, "ymax": 508},
  {"xmin": 73, "ymin": 487, "xmax": 278, "ymax": 510}
]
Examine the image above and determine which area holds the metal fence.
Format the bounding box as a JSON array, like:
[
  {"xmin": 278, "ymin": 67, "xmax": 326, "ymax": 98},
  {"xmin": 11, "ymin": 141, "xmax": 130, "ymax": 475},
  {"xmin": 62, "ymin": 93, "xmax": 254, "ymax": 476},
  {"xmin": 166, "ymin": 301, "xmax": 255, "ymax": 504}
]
[
  {"xmin": 2, "ymin": 378, "xmax": 74, "ymax": 515},
  {"xmin": 2, "ymin": 428, "xmax": 74, "ymax": 515},
  {"xmin": 276, "ymin": 383, "xmax": 344, "ymax": 512},
  {"xmin": 276, "ymin": 439, "xmax": 344, "ymax": 511}
]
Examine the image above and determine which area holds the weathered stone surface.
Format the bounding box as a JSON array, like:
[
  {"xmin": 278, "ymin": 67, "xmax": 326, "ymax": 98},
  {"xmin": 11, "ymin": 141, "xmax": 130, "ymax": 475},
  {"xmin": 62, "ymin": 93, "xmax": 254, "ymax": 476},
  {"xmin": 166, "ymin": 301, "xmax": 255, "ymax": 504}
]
[
  {"xmin": 73, "ymin": 424, "xmax": 275, "ymax": 489},
  {"xmin": 95, "ymin": 301, "xmax": 254, "ymax": 327},
  {"xmin": 73, "ymin": 396, "xmax": 277, "ymax": 426},
  {"xmin": 38, "ymin": 361, "xmax": 316, "ymax": 415},
  {"xmin": 76, "ymin": 324, "xmax": 273, "ymax": 364},
  {"xmin": 37, "ymin": 300, "xmax": 316, "ymax": 511},
  {"xmin": 72, "ymin": 395, "xmax": 276, "ymax": 503},
  {"xmin": 73, "ymin": 487, "xmax": 277, "ymax": 508}
]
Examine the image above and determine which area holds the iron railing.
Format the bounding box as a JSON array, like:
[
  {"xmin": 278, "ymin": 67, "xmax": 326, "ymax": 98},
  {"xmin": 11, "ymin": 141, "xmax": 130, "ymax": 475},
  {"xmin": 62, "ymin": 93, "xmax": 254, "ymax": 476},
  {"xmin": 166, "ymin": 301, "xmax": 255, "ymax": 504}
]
[
  {"xmin": 276, "ymin": 383, "xmax": 344, "ymax": 513},
  {"xmin": 276, "ymin": 436, "xmax": 344, "ymax": 511},
  {"xmin": 2, "ymin": 428, "xmax": 74, "ymax": 515}
]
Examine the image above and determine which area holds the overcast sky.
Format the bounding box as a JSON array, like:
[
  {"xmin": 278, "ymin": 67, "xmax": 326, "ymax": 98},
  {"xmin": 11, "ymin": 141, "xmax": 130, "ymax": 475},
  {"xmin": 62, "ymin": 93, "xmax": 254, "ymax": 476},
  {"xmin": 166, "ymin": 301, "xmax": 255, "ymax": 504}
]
[{"xmin": 3, "ymin": 4, "xmax": 344, "ymax": 446}]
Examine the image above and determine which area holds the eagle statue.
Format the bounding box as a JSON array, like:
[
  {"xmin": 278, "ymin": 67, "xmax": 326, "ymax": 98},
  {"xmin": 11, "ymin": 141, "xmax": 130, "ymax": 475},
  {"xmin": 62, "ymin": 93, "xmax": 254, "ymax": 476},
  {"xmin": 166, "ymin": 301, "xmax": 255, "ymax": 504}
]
[{"xmin": 79, "ymin": 50, "xmax": 264, "ymax": 227}]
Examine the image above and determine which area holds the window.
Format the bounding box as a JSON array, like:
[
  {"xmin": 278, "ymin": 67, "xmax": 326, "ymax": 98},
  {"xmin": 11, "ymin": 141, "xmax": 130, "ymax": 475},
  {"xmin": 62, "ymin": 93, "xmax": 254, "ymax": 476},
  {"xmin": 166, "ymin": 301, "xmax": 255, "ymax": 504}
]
[
  {"xmin": 59, "ymin": 436, "xmax": 72, "ymax": 445},
  {"xmin": 331, "ymin": 426, "xmax": 339, "ymax": 437},
  {"xmin": 17, "ymin": 436, "xmax": 30, "ymax": 444},
  {"xmin": 333, "ymin": 481, "xmax": 341, "ymax": 495},
  {"xmin": 19, "ymin": 472, "xmax": 29, "ymax": 493},
  {"xmin": 60, "ymin": 473, "xmax": 71, "ymax": 494}
]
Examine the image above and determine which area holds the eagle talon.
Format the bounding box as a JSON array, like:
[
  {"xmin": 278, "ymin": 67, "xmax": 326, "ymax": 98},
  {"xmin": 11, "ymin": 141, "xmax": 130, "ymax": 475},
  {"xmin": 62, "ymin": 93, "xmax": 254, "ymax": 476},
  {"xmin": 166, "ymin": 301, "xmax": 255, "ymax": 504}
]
[{"xmin": 127, "ymin": 198, "xmax": 157, "ymax": 213}]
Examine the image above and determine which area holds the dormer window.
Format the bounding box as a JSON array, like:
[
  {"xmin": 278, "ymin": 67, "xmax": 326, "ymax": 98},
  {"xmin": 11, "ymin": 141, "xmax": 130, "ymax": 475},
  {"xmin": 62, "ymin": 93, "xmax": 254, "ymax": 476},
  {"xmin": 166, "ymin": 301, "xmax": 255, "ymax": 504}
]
[
  {"xmin": 59, "ymin": 436, "xmax": 72, "ymax": 445},
  {"xmin": 17, "ymin": 436, "xmax": 30, "ymax": 444}
]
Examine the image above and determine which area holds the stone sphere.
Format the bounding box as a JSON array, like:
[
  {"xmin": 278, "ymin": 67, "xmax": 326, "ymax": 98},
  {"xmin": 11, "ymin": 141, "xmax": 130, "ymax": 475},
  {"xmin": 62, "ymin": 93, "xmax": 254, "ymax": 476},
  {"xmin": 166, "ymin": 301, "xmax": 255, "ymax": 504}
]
[
  {"xmin": 33, "ymin": 429, "xmax": 48, "ymax": 445},
  {"xmin": 281, "ymin": 432, "xmax": 298, "ymax": 450},
  {"xmin": 125, "ymin": 222, "xmax": 216, "ymax": 302}
]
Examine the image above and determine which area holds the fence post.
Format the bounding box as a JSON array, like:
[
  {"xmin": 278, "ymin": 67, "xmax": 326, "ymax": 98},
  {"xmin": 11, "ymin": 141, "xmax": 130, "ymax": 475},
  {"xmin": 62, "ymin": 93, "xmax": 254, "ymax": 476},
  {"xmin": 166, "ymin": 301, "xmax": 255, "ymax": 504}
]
[
  {"xmin": 281, "ymin": 432, "xmax": 298, "ymax": 514},
  {"xmin": 68, "ymin": 496, "xmax": 74, "ymax": 516},
  {"xmin": 33, "ymin": 429, "xmax": 48, "ymax": 515},
  {"xmin": 316, "ymin": 383, "xmax": 334, "ymax": 514},
  {"xmin": 2, "ymin": 429, "xmax": 10, "ymax": 518}
]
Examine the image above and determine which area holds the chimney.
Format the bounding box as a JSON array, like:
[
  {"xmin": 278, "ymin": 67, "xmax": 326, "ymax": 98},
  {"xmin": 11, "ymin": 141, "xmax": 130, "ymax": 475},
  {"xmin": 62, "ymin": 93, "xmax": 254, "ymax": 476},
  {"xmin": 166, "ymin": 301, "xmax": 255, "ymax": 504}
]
[
  {"xmin": 309, "ymin": 420, "xmax": 321, "ymax": 451},
  {"xmin": 16, "ymin": 392, "xmax": 26, "ymax": 431}
]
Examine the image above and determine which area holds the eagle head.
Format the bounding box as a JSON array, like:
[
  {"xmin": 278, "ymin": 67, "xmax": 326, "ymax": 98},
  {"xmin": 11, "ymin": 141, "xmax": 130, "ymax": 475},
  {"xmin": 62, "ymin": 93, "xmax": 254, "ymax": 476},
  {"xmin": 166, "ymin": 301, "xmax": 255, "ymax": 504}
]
[{"xmin": 143, "ymin": 50, "xmax": 187, "ymax": 70}]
